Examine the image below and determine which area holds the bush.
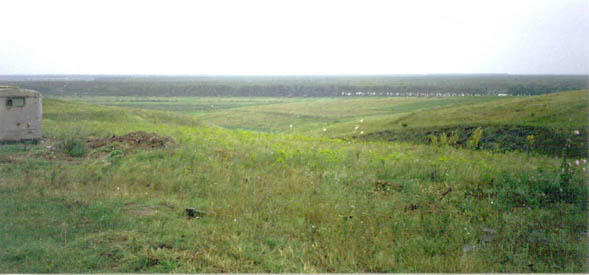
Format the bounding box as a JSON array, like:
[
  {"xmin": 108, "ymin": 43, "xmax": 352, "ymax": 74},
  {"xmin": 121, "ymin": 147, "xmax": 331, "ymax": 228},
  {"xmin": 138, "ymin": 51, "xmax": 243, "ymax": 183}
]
[
  {"xmin": 467, "ymin": 127, "xmax": 483, "ymax": 149},
  {"xmin": 60, "ymin": 136, "xmax": 88, "ymax": 157},
  {"xmin": 428, "ymin": 134, "xmax": 439, "ymax": 147},
  {"xmin": 430, "ymin": 131, "xmax": 460, "ymax": 147}
]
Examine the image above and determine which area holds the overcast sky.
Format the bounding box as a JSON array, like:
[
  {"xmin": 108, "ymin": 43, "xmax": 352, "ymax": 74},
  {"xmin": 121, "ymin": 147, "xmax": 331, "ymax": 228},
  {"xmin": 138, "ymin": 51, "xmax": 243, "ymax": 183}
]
[{"xmin": 0, "ymin": 0, "xmax": 587, "ymax": 75}]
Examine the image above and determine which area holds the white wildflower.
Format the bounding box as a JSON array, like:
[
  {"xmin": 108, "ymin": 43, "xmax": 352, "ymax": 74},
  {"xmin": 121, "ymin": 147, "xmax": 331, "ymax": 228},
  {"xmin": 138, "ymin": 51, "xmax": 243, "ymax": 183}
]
[
  {"xmin": 289, "ymin": 124, "xmax": 293, "ymax": 128},
  {"xmin": 576, "ymin": 159, "xmax": 580, "ymax": 166},
  {"xmin": 323, "ymin": 128, "xmax": 327, "ymax": 132},
  {"xmin": 116, "ymin": 186, "xmax": 120, "ymax": 191},
  {"xmin": 360, "ymin": 119, "xmax": 364, "ymax": 123},
  {"xmin": 360, "ymin": 131, "xmax": 364, "ymax": 135},
  {"xmin": 354, "ymin": 125, "xmax": 359, "ymax": 131},
  {"xmin": 584, "ymin": 159, "xmax": 587, "ymax": 164},
  {"xmin": 574, "ymin": 130, "xmax": 580, "ymax": 135},
  {"xmin": 234, "ymin": 218, "xmax": 237, "ymax": 222}
]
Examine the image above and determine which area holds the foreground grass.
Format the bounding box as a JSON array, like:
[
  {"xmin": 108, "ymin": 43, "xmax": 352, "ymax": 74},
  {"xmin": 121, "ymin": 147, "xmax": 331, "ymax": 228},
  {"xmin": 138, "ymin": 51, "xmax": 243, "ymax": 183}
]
[{"xmin": 0, "ymin": 97, "xmax": 587, "ymax": 272}]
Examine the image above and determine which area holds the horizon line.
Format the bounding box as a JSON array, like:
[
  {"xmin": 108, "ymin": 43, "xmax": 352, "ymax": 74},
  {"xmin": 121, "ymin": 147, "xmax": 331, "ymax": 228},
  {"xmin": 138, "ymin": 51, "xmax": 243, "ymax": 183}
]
[{"xmin": 1, "ymin": 73, "xmax": 588, "ymax": 77}]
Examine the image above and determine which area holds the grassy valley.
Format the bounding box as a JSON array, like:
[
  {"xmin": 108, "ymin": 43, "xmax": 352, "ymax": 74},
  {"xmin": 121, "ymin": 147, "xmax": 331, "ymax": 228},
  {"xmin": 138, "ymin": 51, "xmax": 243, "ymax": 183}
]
[{"xmin": 69, "ymin": 90, "xmax": 587, "ymax": 157}]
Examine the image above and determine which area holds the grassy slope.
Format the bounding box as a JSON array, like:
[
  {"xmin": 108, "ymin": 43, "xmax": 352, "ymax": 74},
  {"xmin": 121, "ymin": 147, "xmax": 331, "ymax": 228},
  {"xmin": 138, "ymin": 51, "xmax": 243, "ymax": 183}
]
[
  {"xmin": 0, "ymin": 95, "xmax": 587, "ymax": 272},
  {"xmin": 395, "ymin": 90, "xmax": 587, "ymax": 128},
  {"xmin": 189, "ymin": 90, "xmax": 587, "ymax": 156},
  {"xmin": 75, "ymin": 90, "xmax": 587, "ymax": 136},
  {"xmin": 200, "ymin": 90, "xmax": 587, "ymax": 135},
  {"xmin": 192, "ymin": 96, "xmax": 505, "ymax": 134}
]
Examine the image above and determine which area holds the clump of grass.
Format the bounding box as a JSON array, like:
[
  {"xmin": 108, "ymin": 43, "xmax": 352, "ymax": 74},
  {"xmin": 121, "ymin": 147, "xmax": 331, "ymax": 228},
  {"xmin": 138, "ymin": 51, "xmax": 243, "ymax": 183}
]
[
  {"xmin": 59, "ymin": 135, "xmax": 88, "ymax": 157},
  {"xmin": 467, "ymin": 127, "xmax": 483, "ymax": 149},
  {"xmin": 429, "ymin": 131, "xmax": 460, "ymax": 147}
]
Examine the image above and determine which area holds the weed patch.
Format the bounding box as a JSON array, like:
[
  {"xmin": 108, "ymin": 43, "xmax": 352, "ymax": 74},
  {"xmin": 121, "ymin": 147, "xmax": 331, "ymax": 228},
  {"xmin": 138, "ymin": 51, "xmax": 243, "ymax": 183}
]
[{"xmin": 361, "ymin": 125, "xmax": 587, "ymax": 157}]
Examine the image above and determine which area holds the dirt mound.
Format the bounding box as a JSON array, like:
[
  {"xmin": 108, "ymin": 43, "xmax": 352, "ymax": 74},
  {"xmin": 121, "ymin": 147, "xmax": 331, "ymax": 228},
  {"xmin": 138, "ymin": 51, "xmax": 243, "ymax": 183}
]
[{"xmin": 88, "ymin": 131, "xmax": 175, "ymax": 149}]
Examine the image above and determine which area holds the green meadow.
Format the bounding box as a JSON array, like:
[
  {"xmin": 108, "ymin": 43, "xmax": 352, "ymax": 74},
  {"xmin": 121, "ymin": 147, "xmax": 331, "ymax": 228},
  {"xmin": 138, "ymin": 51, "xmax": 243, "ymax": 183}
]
[
  {"xmin": 1, "ymin": 90, "xmax": 587, "ymax": 272},
  {"xmin": 67, "ymin": 91, "xmax": 587, "ymax": 156}
]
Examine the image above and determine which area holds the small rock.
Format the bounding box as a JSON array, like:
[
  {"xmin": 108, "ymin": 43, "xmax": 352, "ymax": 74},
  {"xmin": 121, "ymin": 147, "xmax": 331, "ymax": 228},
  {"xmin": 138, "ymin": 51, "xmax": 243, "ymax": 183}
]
[
  {"xmin": 482, "ymin": 227, "xmax": 497, "ymax": 234},
  {"xmin": 462, "ymin": 244, "xmax": 477, "ymax": 253},
  {"xmin": 185, "ymin": 208, "xmax": 206, "ymax": 218}
]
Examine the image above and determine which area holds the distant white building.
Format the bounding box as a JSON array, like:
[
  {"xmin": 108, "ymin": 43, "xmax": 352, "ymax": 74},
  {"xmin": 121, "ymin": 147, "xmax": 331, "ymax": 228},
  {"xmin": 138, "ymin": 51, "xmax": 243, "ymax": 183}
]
[{"xmin": 497, "ymin": 93, "xmax": 508, "ymax": 96}]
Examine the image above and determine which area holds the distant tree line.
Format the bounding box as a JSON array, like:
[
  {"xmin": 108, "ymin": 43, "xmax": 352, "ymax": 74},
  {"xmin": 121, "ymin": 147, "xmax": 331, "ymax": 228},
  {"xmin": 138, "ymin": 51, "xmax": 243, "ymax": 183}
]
[{"xmin": 1, "ymin": 75, "xmax": 586, "ymax": 97}]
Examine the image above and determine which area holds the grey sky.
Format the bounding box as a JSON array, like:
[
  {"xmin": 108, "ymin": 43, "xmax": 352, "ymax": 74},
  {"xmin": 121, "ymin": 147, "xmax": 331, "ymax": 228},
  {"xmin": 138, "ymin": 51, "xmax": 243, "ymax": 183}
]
[{"xmin": 0, "ymin": 0, "xmax": 587, "ymax": 75}]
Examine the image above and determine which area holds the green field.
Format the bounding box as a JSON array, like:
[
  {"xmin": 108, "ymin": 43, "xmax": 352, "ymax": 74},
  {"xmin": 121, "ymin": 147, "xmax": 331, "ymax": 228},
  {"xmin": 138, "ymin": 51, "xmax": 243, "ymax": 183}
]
[
  {"xmin": 1, "ymin": 90, "xmax": 588, "ymax": 272},
  {"xmin": 64, "ymin": 90, "xmax": 587, "ymax": 156}
]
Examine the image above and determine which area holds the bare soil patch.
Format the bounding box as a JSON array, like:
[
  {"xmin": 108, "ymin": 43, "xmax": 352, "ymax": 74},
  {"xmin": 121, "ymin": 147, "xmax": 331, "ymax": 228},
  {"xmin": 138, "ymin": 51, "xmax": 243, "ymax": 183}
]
[{"xmin": 88, "ymin": 131, "xmax": 175, "ymax": 150}]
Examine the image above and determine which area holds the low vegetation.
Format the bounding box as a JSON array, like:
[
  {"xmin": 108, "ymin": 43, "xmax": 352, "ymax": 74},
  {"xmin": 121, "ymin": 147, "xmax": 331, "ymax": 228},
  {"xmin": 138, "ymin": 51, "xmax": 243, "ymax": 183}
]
[
  {"xmin": 70, "ymin": 90, "xmax": 587, "ymax": 157},
  {"xmin": 0, "ymin": 90, "xmax": 587, "ymax": 272},
  {"xmin": 2, "ymin": 74, "xmax": 586, "ymax": 97}
]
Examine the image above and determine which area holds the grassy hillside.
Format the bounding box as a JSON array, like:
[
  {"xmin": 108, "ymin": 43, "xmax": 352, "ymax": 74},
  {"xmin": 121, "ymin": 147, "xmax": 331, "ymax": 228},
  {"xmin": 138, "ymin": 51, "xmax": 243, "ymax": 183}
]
[
  {"xmin": 1, "ymin": 94, "xmax": 587, "ymax": 272},
  {"xmin": 69, "ymin": 90, "xmax": 588, "ymax": 157}
]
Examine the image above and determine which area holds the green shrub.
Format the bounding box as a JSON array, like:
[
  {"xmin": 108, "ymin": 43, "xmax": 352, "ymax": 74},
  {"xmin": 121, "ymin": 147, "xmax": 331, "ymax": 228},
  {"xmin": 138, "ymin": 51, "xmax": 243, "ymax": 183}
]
[
  {"xmin": 59, "ymin": 136, "xmax": 88, "ymax": 157},
  {"xmin": 447, "ymin": 130, "xmax": 459, "ymax": 146},
  {"xmin": 467, "ymin": 127, "xmax": 484, "ymax": 149},
  {"xmin": 430, "ymin": 131, "xmax": 459, "ymax": 147},
  {"xmin": 439, "ymin": 131, "xmax": 448, "ymax": 145},
  {"xmin": 526, "ymin": 135, "xmax": 535, "ymax": 147},
  {"xmin": 428, "ymin": 134, "xmax": 439, "ymax": 146}
]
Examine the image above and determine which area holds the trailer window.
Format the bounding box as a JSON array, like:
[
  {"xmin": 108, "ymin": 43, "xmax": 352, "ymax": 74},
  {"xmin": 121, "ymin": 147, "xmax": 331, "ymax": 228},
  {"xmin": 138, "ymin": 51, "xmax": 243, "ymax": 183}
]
[{"xmin": 6, "ymin": 97, "xmax": 25, "ymax": 107}]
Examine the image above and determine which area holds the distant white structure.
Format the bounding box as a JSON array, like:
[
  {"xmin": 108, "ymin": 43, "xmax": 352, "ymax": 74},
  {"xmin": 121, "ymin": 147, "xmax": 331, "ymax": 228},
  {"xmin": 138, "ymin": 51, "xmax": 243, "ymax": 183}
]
[
  {"xmin": 0, "ymin": 86, "xmax": 42, "ymax": 142},
  {"xmin": 497, "ymin": 93, "xmax": 508, "ymax": 96}
]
